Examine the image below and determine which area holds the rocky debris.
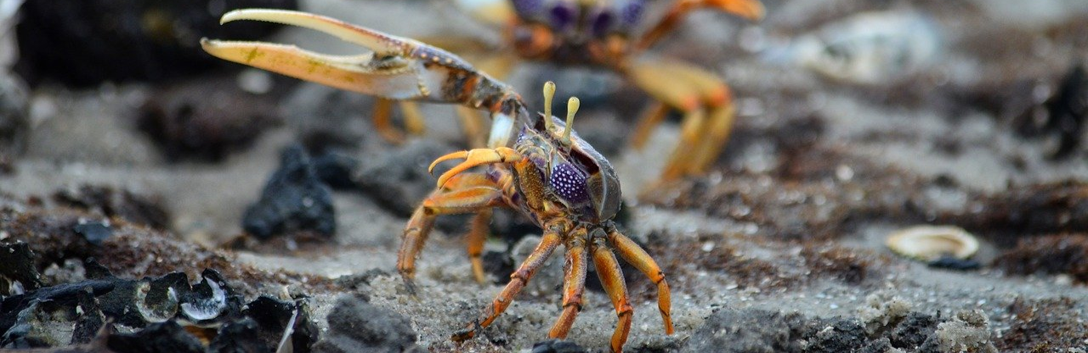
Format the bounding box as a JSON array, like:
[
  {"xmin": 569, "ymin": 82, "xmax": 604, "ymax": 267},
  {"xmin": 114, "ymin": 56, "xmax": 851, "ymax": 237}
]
[
  {"xmin": 355, "ymin": 139, "xmax": 452, "ymax": 216},
  {"xmin": 311, "ymin": 149, "xmax": 361, "ymax": 190},
  {"xmin": 681, "ymin": 308, "xmax": 808, "ymax": 353},
  {"xmin": 0, "ymin": 203, "xmax": 331, "ymax": 295},
  {"xmin": 13, "ymin": 0, "xmax": 297, "ymax": 87},
  {"xmin": 998, "ymin": 297, "xmax": 1088, "ymax": 351},
  {"xmin": 243, "ymin": 145, "xmax": 336, "ymax": 239},
  {"xmin": 312, "ymin": 294, "xmax": 424, "ymax": 353},
  {"xmin": 992, "ymin": 234, "xmax": 1088, "ymax": 284},
  {"xmin": 0, "ymin": 267, "xmax": 317, "ymax": 351},
  {"xmin": 935, "ymin": 181, "xmax": 1088, "ymax": 240},
  {"xmin": 137, "ymin": 77, "xmax": 282, "ymax": 162},
  {"xmin": 0, "ymin": 242, "xmax": 42, "ymax": 294},
  {"xmin": 52, "ymin": 184, "xmax": 170, "ymax": 230},
  {"xmin": 683, "ymin": 302, "xmax": 995, "ymax": 353}
]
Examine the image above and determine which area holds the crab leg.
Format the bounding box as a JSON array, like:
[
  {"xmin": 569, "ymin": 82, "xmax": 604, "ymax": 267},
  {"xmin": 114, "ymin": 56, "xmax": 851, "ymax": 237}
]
[
  {"xmin": 397, "ymin": 174, "xmax": 507, "ymax": 293},
  {"xmin": 452, "ymin": 221, "xmax": 566, "ymax": 342},
  {"xmin": 637, "ymin": 0, "xmax": 765, "ymax": 51},
  {"xmin": 627, "ymin": 59, "xmax": 735, "ymax": 179},
  {"xmin": 465, "ymin": 208, "xmax": 493, "ymax": 284},
  {"xmin": 548, "ymin": 230, "xmax": 588, "ymax": 339},
  {"xmin": 607, "ymin": 228, "xmax": 673, "ymax": 334},
  {"xmin": 591, "ymin": 237, "xmax": 633, "ymax": 353}
]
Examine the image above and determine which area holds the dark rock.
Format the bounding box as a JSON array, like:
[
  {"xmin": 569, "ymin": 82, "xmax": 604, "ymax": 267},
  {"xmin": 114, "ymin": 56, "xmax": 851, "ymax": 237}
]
[
  {"xmin": 531, "ymin": 339, "xmax": 588, "ymax": 353},
  {"xmin": 0, "ymin": 242, "xmax": 43, "ymax": 293},
  {"xmin": 208, "ymin": 318, "xmax": 270, "ymax": 353},
  {"xmin": 311, "ymin": 150, "xmax": 361, "ymax": 190},
  {"xmin": 313, "ymin": 294, "xmax": 423, "ymax": 353},
  {"xmin": 243, "ymin": 296, "xmax": 319, "ymax": 353},
  {"xmin": 70, "ymin": 288, "xmax": 105, "ymax": 345},
  {"xmin": 53, "ymin": 184, "xmax": 170, "ymax": 230},
  {"xmin": 137, "ymin": 77, "xmax": 282, "ymax": 162},
  {"xmin": 856, "ymin": 338, "xmax": 894, "ymax": 353},
  {"xmin": 73, "ymin": 220, "xmax": 113, "ymax": 246},
  {"xmin": 14, "ymin": 0, "xmax": 297, "ymax": 87},
  {"xmin": 333, "ymin": 268, "xmax": 388, "ymax": 291},
  {"xmin": 801, "ymin": 319, "xmax": 867, "ymax": 353},
  {"xmin": 355, "ymin": 139, "xmax": 452, "ymax": 216},
  {"xmin": 83, "ymin": 258, "xmax": 115, "ymax": 280},
  {"xmin": 889, "ymin": 312, "xmax": 939, "ymax": 350},
  {"xmin": 927, "ymin": 256, "xmax": 981, "ymax": 271},
  {"xmin": 105, "ymin": 321, "xmax": 204, "ymax": 353},
  {"xmin": 682, "ymin": 308, "xmax": 808, "ymax": 353},
  {"xmin": 243, "ymin": 145, "xmax": 336, "ymax": 239},
  {"xmin": 1015, "ymin": 63, "xmax": 1087, "ymax": 159}
]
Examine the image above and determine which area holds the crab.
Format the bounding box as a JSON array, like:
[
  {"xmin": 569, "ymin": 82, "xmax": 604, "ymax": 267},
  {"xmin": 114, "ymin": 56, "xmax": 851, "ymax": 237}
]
[
  {"xmin": 202, "ymin": 9, "xmax": 672, "ymax": 352},
  {"xmin": 370, "ymin": 0, "xmax": 765, "ymax": 180}
]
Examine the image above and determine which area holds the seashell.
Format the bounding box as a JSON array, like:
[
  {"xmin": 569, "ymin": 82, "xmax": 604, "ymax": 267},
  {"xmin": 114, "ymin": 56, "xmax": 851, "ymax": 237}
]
[{"xmin": 886, "ymin": 225, "xmax": 978, "ymax": 262}]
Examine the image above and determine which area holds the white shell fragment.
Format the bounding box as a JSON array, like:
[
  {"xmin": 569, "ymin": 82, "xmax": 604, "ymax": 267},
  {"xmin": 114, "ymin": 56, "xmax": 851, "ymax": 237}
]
[{"xmin": 886, "ymin": 225, "xmax": 978, "ymax": 262}]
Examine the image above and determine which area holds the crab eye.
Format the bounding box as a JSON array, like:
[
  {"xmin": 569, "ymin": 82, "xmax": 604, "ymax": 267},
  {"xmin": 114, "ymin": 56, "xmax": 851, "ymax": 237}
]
[
  {"xmin": 549, "ymin": 1, "xmax": 577, "ymax": 31},
  {"xmin": 551, "ymin": 163, "xmax": 589, "ymax": 204},
  {"xmin": 590, "ymin": 9, "xmax": 615, "ymax": 37}
]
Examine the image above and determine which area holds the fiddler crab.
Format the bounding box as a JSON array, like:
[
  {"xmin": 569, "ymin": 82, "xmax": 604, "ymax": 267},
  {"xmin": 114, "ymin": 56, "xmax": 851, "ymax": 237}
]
[
  {"xmin": 356, "ymin": 0, "xmax": 764, "ymax": 180},
  {"xmin": 202, "ymin": 9, "xmax": 672, "ymax": 352}
]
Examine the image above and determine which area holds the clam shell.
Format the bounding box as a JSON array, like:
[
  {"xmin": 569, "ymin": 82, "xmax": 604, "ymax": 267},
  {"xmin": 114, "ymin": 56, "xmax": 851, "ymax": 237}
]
[{"xmin": 886, "ymin": 225, "xmax": 978, "ymax": 261}]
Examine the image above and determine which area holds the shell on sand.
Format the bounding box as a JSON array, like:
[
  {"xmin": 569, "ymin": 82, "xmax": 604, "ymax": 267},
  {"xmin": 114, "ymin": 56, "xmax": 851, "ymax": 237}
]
[{"xmin": 886, "ymin": 225, "xmax": 978, "ymax": 262}]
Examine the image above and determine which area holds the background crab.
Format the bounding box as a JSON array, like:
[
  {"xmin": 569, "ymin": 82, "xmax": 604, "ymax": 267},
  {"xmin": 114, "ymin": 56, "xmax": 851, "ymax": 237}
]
[{"xmin": 362, "ymin": 0, "xmax": 765, "ymax": 181}]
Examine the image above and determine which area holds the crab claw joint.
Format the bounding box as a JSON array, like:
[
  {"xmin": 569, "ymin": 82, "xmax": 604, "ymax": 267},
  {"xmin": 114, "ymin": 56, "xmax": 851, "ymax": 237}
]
[{"xmin": 200, "ymin": 9, "xmax": 473, "ymax": 102}]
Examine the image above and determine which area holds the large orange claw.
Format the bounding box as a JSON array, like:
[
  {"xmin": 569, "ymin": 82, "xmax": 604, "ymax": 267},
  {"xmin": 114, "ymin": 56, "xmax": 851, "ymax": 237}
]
[{"xmin": 429, "ymin": 147, "xmax": 522, "ymax": 188}]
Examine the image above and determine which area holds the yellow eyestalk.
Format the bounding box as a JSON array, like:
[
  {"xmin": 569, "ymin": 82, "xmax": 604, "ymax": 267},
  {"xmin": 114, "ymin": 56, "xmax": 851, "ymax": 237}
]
[
  {"xmin": 543, "ymin": 81, "xmax": 557, "ymax": 133},
  {"xmin": 562, "ymin": 96, "xmax": 579, "ymax": 146}
]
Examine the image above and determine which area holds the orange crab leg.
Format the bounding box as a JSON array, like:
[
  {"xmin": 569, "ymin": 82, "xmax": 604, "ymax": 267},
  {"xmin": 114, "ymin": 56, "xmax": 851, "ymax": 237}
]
[
  {"xmin": 607, "ymin": 229, "xmax": 673, "ymax": 334},
  {"xmin": 637, "ymin": 0, "xmax": 765, "ymax": 51},
  {"xmin": 452, "ymin": 222, "xmax": 566, "ymax": 342},
  {"xmin": 548, "ymin": 230, "xmax": 588, "ymax": 339},
  {"xmin": 429, "ymin": 147, "xmax": 523, "ymax": 187},
  {"xmin": 591, "ymin": 237, "xmax": 633, "ymax": 353},
  {"xmin": 397, "ymin": 175, "xmax": 506, "ymax": 293},
  {"xmin": 465, "ymin": 208, "xmax": 493, "ymax": 284},
  {"xmin": 630, "ymin": 102, "xmax": 671, "ymax": 149}
]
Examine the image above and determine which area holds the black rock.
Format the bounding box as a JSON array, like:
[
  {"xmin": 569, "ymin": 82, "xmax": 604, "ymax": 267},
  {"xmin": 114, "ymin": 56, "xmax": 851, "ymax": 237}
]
[
  {"xmin": 209, "ymin": 318, "xmax": 270, "ymax": 353},
  {"xmin": 0, "ymin": 242, "xmax": 43, "ymax": 292},
  {"xmin": 927, "ymin": 256, "xmax": 981, "ymax": 271},
  {"xmin": 73, "ymin": 220, "xmax": 113, "ymax": 246},
  {"xmin": 243, "ymin": 145, "xmax": 336, "ymax": 239},
  {"xmin": 311, "ymin": 150, "xmax": 361, "ymax": 190},
  {"xmin": 137, "ymin": 77, "xmax": 282, "ymax": 162},
  {"xmin": 105, "ymin": 321, "xmax": 205, "ymax": 353},
  {"xmin": 532, "ymin": 339, "xmax": 588, "ymax": 353},
  {"xmin": 243, "ymin": 296, "xmax": 319, "ymax": 352},
  {"xmin": 70, "ymin": 288, "xmax": 105, "ymax": 345},
  {"xmin": 53, "ymin": 184, "xmax": 170, "ymax": 230},
  {"xmin": 801, "ymin": 318, "xmax": 868, "ymax": 353},
  {"xmin": 312, "ymin": 294, "xmax": 423, "ymax": 353},
  {"xmin": 14, "ymin": 0, "xmax": 297, "ymax": 87},
  {"xmin": 889, "ymin": 312, "xmax": 939, "ymax": 350}
]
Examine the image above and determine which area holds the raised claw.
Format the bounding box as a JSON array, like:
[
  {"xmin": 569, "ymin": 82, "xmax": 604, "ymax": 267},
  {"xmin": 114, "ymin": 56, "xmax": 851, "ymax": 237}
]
[{"xmin": 202, "ymin": 9, "xmax": 501, "ymax": 104}]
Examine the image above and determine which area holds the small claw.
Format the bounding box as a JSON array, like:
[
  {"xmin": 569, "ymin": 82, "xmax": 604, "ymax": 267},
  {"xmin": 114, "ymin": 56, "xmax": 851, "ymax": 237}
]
[{"xmin": 429, "ymin": 148, "xmax": 522, "ymax": 188}]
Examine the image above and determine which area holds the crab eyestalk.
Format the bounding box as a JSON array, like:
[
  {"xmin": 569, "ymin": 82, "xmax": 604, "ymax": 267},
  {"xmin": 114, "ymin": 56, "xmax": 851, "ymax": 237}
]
[
  {"xmin": 543, "ymin": 81, "xmax": 557, "ymax": 133},
  {"xmin": 562, "ymin": 97, "xmax": 579, "ymax": 146}
]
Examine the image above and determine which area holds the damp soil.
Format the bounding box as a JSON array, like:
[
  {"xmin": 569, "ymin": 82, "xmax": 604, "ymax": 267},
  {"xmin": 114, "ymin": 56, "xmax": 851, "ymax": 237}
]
[{"xmin": 2, "ymin": 0, "xmax": 1088, "ymax": 351}]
